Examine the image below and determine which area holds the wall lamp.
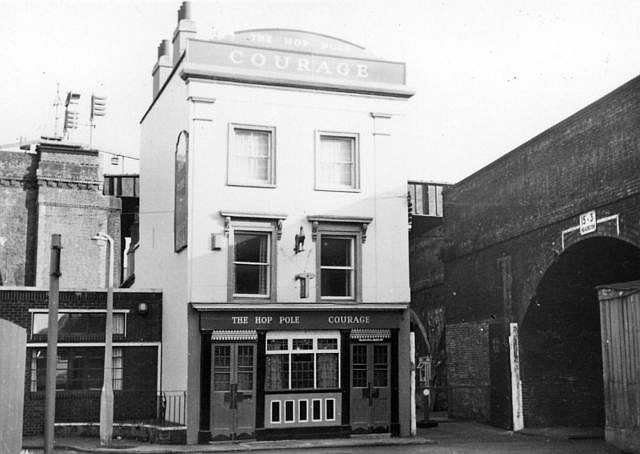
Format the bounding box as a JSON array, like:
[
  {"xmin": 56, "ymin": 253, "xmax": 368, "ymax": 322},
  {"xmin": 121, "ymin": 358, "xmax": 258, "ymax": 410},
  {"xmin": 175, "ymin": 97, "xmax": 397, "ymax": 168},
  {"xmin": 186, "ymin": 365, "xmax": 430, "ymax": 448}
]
[{"xmin": 137, "ymin": 302, "xmax": 149, "ymax": 315}]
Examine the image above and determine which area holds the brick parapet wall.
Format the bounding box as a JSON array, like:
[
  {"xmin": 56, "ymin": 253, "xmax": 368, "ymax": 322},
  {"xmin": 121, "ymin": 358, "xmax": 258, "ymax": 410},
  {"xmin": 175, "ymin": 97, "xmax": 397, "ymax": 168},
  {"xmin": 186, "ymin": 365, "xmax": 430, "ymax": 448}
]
[
  {"xmin": 0, "ymin": 142, "xmax": 122, "ymax": 287},
  {"xmin": 443, "ymin": 75, "xmax": 640, "ymax": 258}
]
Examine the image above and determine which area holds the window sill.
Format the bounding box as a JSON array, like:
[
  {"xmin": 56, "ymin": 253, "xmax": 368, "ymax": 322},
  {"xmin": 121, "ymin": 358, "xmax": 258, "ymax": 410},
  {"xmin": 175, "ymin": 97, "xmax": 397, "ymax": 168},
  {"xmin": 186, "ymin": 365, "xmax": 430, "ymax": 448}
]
[
  {"xmin": 314, "ymin": 187, "xmax": 361, "ymax": 193},
  {"xmin": 227, "ymin": 182, "xmax": 277, "ymax": 189}
]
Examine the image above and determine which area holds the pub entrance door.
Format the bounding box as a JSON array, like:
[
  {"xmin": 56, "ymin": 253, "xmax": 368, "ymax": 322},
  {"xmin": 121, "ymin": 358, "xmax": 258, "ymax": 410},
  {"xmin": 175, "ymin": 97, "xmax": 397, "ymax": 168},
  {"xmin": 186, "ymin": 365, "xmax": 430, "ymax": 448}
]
[
  {"xmin": 350, "ymin": 343, "xmax": 391, "ymax": 433},
  {"xmin": 210, "ymin": 343, "xmax": 256, "ymax": 441}
]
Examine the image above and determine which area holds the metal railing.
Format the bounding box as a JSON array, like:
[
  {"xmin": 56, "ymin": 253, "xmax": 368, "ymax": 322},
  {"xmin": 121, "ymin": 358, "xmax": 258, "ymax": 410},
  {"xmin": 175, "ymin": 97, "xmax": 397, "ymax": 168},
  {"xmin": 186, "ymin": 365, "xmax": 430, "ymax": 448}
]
[{"xmin": 157, "ymin": 391, "xmax": 186, "ymax": 426}]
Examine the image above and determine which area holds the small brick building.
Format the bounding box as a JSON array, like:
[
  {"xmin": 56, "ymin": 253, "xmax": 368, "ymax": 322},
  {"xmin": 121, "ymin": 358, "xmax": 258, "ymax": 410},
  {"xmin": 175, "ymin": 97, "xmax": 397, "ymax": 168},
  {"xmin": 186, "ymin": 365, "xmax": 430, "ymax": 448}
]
[
  {"xmin": 1, "ymin": 139, "xmax": 164, "ymax": 436},
  {"xmin": 0, "ymin": 289, "xmax": 161, "ymax": 435},
  {"xmin": 410, "ymin": 75, "xmax": 640, "ymax": 428}
]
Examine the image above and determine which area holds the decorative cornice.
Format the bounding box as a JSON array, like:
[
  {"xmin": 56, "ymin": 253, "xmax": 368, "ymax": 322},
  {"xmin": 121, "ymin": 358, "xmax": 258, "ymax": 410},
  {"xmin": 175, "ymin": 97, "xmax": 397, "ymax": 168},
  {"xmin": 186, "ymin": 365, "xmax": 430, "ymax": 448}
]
[
  {"xmin": 307, "ymin": 215, "xmax": 373, "ymax": 243},
  {"xmin": 220, "ymin": 210, "xmax": 288, "ymax": 240}
]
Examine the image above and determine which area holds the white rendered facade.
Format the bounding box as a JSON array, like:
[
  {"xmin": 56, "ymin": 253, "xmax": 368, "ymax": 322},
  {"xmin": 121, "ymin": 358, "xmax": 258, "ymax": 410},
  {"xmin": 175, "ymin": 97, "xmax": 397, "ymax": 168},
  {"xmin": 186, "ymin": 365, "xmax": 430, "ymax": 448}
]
[{"xmin": 137, "ymin": 4, "xmax": 414, "ymax": 443}]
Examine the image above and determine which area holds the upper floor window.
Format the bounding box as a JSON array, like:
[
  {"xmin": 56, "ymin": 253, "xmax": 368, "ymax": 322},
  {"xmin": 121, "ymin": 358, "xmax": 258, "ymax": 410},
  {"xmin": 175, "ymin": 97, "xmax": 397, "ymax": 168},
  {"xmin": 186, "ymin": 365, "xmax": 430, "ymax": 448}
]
[
  {"xmin": 31, "ymin": 311, "xmax": 126, "ymax": 341},
  {"xmin": 321, "ymin": 237, "xmax": 354, "ymax": 299},
  {"xmin": 315, "ymin": 132, "xmax": 359, "ymax": 191},
  {"xmin": 221, "ymin": 211, "xmax": 287, "ymax": 302},
  {"xmin": 233, "ymin": 231, "xmax": 271, "ymax": 297},
  {"xmin": 308, "ymin": 215, "xmax": 372, "ymax": 302},
  {"xmin": 408, "ymin": 182, "xmax": 444, "ymax": 217},
  {"xmin": 228, "ymin": 124, "xmax": 276, "ymax": 187}
]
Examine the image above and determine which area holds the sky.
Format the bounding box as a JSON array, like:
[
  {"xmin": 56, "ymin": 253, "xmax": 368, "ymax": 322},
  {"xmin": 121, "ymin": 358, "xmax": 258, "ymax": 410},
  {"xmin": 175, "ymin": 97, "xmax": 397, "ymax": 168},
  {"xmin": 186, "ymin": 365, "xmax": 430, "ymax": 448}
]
[{"xmin": 1, "ymin": 0, "xmax": 640, "ymax": 182}]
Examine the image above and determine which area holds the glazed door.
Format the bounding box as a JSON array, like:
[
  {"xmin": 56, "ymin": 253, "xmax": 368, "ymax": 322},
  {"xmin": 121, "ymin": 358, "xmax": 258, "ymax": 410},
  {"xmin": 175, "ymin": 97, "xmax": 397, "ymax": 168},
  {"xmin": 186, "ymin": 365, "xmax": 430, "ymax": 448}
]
[
  {"xmin": 210, "ymin": 343, "xmax": 256, "ymax": 441},
  {"xmin": 350, "ymin": 343, "xmax": 391, "ymax": 433}
]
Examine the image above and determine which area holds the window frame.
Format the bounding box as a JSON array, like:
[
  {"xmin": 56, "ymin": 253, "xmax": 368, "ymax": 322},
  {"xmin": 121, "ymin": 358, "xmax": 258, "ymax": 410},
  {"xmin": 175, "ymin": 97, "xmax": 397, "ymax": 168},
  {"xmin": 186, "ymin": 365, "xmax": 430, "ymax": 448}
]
[
  {"xmin": 227, "ymin": 123, "xmax": 276, "ymax": 188},
  {"xmin": 319, "ymin": 236, "xmax": 355, "ymax": 300},
  {"xmin": 231, "ymin": 229, "xmax": 272, "ymax": 299},
  {"xmin": 30, "ymin": 309, "xmax": 128, "ymax": 340},
  {"xmin": 265, "ymin": 331, "xmax": 341, "ymax": 392},
  {"xmin": 309, "ymin": 217, "xmax": 371, "ymax": 303},
  {"xmin": 30, "ymin": 346, "xmax": 124, "ymax": 392},
  {"xmin": 315, "ymin": 131, "xmax": 360, "ymax": 192}
]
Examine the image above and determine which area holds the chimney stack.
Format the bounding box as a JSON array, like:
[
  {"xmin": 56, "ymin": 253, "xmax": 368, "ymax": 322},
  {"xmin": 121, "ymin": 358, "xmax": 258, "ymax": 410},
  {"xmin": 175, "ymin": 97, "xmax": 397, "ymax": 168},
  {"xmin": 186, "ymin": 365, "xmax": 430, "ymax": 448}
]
[
  {"xmin": 172, "ymin": 1, "xmax": 197, "ymax": 66},
  {"xmin": 152, "ymin": 39, "xmax": 173, "ymax": 98}
]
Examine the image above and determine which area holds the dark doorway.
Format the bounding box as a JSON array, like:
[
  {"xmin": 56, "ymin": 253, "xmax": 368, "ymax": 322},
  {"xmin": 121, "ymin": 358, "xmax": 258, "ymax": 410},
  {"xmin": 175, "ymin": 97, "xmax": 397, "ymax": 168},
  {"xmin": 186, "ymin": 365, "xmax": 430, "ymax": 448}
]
[{"xmin": 521, "ymin": 237, "xmax": 640, "ymax": 427}]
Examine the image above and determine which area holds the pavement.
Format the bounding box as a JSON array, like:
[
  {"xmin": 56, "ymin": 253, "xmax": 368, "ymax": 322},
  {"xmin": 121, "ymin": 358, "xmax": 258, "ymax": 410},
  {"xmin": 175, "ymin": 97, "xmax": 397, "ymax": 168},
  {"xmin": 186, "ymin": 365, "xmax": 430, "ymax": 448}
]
[{"xmin": 21, "ymin": 412, "xmax": 608, "ymax": 454}]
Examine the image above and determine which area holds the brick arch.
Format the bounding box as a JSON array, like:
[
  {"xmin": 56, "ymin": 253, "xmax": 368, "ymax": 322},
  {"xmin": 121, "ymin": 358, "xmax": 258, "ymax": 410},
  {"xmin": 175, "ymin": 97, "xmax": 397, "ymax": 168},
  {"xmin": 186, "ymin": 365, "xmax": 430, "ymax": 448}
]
[
  {"xmin": 517, "ymin": 232, "xmax": 640, "ymax": 326},
  {"xmin": 517, "ymin": 235, "xmax": 640, "ymax": 427}
]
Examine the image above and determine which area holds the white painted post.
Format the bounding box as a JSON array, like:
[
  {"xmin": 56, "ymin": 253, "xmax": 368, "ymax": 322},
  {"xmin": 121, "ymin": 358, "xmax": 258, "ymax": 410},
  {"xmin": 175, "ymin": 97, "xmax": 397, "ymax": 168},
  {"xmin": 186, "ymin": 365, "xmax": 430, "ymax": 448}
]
[
  {"xmin": 509, "ymin": 322, "xmax": 524, "ymax": 431},
  {"xmin": 410, "ymin": 332, "xmax": 416, "ymax": 436}
]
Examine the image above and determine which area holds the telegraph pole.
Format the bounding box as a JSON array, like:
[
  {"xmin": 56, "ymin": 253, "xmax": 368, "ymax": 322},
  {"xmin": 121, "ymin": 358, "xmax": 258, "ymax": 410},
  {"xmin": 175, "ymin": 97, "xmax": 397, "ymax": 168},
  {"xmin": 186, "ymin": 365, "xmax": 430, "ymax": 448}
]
[
  {"xmin": 93, "ymin": 233, "xmax": 114, "ymax": 447},
  {"xmin": 44, "ymin": 234, "xmax": 62, "ymax": 454}
]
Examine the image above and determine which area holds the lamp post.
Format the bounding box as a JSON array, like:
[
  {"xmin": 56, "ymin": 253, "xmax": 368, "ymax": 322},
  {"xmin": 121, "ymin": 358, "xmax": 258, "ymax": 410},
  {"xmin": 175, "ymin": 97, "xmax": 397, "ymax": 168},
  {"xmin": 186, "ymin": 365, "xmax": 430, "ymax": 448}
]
[{"xmin": 92, "ymin": 232, "xmax": 114, "ymax": 447}]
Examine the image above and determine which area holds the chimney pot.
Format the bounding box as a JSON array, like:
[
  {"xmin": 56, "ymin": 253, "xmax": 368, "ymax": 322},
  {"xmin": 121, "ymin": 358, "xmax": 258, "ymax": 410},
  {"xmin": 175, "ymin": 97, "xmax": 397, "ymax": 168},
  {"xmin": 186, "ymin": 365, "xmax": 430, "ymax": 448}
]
[
  {"xmin": 157, "ymin": 39, "xmax": 171, "ymax": 59},
  {"xmin": 178, "ymin": 2, "xmax": 192, "ymax": 21}
]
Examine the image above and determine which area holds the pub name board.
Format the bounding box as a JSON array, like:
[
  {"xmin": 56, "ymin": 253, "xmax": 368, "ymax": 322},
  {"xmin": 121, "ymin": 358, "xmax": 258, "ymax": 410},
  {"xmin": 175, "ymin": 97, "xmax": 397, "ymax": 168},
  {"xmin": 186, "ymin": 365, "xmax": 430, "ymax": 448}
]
[
  {"xmin": 200, "ymin": 310, "xmax": 400, "ymax": 331},
  {"xmin": 187, "ymin": 39, "xmax": 406, "ymax": 86}
]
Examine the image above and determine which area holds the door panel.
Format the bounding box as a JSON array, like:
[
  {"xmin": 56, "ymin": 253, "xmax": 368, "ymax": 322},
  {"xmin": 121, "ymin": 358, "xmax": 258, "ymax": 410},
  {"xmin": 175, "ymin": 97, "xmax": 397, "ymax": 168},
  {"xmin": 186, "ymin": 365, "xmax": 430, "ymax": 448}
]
[
  {"xmin": 234, "ymin": 344, "xmax": 256, "ymax": 439},
  {"xmin": 371, "ymin": 344, "xmax": 390, "ymax": 432},
  {"xmin": 350, "ymin": 344, "xmax": 370, "ymax": 433},
  {"xmin": 210, "ymin": 343, "xmax": 256, "ymax": 440},
  {"xmin": 211, "ymin": 344, "xmax": 234, "ymax": 440},
  {"xmin": 350, "ymin": 343, "xmax": 391, "ymax": 434}
]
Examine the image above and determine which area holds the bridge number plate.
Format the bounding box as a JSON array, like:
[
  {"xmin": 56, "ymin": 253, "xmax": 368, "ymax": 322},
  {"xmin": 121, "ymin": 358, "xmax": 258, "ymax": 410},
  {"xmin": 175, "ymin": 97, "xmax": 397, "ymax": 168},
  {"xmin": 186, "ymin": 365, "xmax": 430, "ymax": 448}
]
[{"xmin": 579, "ymin": 210, "xmax": 597, "ymax": 235}]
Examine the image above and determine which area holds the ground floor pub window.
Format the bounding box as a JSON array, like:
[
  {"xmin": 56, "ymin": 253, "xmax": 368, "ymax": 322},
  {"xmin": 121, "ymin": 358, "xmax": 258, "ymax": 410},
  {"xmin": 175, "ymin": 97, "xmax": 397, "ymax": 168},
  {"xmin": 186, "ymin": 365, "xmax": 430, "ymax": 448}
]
[{"xmin": 265, "ymin": 331, "xmax": 340, "ymax": 391}]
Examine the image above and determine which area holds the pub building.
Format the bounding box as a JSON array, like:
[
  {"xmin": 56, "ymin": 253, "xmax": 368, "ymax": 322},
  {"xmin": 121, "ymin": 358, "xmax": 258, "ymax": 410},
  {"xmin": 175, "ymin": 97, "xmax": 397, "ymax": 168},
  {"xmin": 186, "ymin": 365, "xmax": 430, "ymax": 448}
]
[{"xmin": 136, "ymin": 2, "xmax": 415, "ymax": 443}]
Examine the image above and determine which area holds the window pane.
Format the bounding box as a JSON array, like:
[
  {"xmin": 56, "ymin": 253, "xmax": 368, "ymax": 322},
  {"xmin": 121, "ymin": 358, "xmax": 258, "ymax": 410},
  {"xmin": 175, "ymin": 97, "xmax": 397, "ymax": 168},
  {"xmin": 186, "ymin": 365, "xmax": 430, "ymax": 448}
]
[
  {"xmin": 235, "ymin": 233, "xmax": 268, "ymax": 263},
  {"xmin": 237, "ymin": 345, "xmax": 254, "ymax": 391},
  {"xmin": 321, "ymin": 269, "xmax": 352, "ymax": 297},
  {"xmin": 299, "ymin": 400, "xmax": 308, "ymax": 421},
  {"xmin": 321, "ymin": 238, "xmax": 351, "ymax": 267},
  {"xmin": 235, "ymin": 264, "xmax": 269, "ymax": 295},
  {"xmin": 232, "ymin": 129, "xmax": 272, "ymax": 184},
  {"xmin": 234, "ymin": 233, "xmax": 269, "ymax": 295},
  {"xmin": 265, "ymin": 354, "xmax": 289, "ymax": 390},
  {"xmin": 271, "ymin": 401, "xmax": 281, "ymax": 423},
  {"xmin": 291, "ymin": 353, "xmax": 314, "ymax": 389},
  {"xmin": 285, "ymin": 400, "xmax": 294, "ymax": 422},
  {"xmin": 267, "ymin": 339, "xmax": 288, "ymax": 351},
  {"xmin": 213, "ymin": 346, "xmax": 231, "ymax": 391},
  {"xmin": 374, "ymin": 345, "xmax": 388, "ymax": 387},
  {"xmin": 292, "ymin": 339, "xmax": 312, "ymax": 350},
  {"xmin": 112, "ymin": 348, "xmax": 123, "ymax": 390},
  {"xmin": 113, "ymin": 314, "xmax": 125, "ymax": 335},
  {"xmin": 316, "ymin": 353, "xmax": 338, "ymax": 388},
  {"xmin": 312, "ymin": 399, "xmax": 322, "ymax": 420},
  {"xmin": 318, "ymin": 338, "xmax": 338, "ymax": 350},
  {"xmin": 326, "ymin": 399, "xmax": 335, "ymax": 420},
  {"xmin": 352, "ymin": 345, "xmax": 367, "ymax": 388},
  {"xmin": 318, "ymin": 135, "xmax": 354, "ymax": 188}
]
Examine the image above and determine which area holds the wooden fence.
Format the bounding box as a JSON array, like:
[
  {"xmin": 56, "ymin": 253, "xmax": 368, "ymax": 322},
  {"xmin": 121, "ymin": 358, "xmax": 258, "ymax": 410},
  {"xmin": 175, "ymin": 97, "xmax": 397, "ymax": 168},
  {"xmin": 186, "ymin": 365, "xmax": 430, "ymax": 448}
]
[{"xmin": 598, "ymin": 281, "xmax": 640, "ymax": 454}]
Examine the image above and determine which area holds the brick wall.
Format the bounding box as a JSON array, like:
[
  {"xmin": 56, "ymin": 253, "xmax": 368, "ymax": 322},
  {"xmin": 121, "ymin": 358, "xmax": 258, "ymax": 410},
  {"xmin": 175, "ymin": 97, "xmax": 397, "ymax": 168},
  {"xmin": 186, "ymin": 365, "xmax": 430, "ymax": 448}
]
[
  {"xmin": 445, "ymin": 321, "xmax": 490, "ymax": 420},
  {"xmin": 0, "ymin": 141, "xmax": 121, "ymax": 288},
  {"xmin": 0, "ymin": 151, "xmax": 38, "ymax": 286},
  {"xmin": 410, "ymin": 75, "xmax": 640, "ymax": 423}
]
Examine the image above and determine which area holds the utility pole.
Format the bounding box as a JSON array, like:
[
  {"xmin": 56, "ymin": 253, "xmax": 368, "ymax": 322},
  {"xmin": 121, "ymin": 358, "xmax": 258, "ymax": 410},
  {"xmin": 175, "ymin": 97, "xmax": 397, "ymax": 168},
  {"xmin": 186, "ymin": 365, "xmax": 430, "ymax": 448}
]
[
  {"xmin": 44, "ymin": 234, "xmax": 62, "ymax": 454},
  {"xmin": 93, "ymin": 233, "xmax": 114, "ymax": 447}
]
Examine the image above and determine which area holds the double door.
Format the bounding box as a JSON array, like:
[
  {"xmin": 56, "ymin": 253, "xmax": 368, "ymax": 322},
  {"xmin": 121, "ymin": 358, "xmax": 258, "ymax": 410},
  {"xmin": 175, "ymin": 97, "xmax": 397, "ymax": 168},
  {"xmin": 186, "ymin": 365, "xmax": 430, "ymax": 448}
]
[
  {"xmin": 350, "ymin": 343, "xmax": 391, "ymax": 433},
  {"xmin": 210, "ymin": 343, "xmax": 256, "ymax": 440}
]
